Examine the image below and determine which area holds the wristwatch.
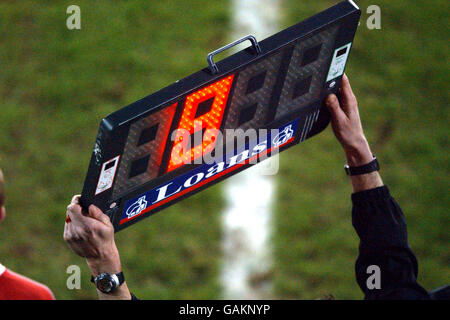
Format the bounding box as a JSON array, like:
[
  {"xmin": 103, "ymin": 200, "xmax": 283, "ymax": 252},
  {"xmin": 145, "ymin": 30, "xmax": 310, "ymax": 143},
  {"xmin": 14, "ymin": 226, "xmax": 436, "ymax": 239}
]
[
  {"xmin": 344, "ymin": 155, "xmax": 379, "ymax": 176},
  {"xmin": 91, "ymin": 272, "xmax": 125, "ymax": 293}
]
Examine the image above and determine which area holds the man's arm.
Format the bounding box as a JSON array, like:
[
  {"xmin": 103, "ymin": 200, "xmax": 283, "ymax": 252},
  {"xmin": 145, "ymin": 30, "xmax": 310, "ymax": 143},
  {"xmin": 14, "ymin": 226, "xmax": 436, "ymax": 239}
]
[
  {"xmin": 325, "ymin": 74, "xmax": 429, "ymax": 299},
  {"xmin": 64, "ymin": 196, "xmax": 132, "ymax": 300},
  {"xmin": 325, "ymin": 74, "xmax": 383, "ymax": 193}
]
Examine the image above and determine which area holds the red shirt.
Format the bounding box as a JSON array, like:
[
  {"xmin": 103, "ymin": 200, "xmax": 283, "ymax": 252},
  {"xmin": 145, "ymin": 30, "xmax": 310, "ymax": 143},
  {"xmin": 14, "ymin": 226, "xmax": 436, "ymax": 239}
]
[{"xmin": 0, "ymin": 264, "xmax": 54, "ymax": 300}]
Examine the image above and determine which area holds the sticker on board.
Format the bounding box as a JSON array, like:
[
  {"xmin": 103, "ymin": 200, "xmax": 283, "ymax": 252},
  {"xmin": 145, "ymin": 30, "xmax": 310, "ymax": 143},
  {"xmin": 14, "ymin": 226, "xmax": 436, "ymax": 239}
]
[
  {"xmin": 95, "ymin": 156, "xmax": 120, "ymax": 195},
  {"xmin": 326, "ymin": 43, "xmax": 352, "ymax": 82}
]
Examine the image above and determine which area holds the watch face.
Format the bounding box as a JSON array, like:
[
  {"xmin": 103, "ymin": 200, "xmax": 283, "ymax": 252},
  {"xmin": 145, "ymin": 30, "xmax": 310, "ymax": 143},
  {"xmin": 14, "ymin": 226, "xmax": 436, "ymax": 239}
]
[{"xmin": 96, "ymin": 274, "xmax": 114, "ymax": 293}]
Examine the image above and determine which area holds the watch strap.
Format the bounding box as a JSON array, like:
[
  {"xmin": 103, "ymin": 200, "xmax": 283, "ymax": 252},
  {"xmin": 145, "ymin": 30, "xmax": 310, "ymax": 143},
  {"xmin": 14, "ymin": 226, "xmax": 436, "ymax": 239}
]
[
  {"xmin": 115, "ymin": 271, "xmax": 125, "ymax": 286},
  {"xmin": 345, "ymin": 156, "xmax": 379, "ymax": 176}
]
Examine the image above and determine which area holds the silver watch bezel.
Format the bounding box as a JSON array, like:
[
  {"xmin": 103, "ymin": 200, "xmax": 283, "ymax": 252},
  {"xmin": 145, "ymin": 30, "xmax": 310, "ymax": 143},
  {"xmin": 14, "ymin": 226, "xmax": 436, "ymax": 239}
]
[{"xmin": 94, "ymin": 272, "xmax": 119, "ymax": 293}]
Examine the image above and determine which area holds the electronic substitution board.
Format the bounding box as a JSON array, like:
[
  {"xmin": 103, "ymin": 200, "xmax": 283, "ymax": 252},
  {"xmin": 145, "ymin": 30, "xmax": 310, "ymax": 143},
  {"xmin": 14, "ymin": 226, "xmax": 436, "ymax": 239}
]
[{"xmin": 80, "ymin": 1, "xmax": 361, "ymax": 232}]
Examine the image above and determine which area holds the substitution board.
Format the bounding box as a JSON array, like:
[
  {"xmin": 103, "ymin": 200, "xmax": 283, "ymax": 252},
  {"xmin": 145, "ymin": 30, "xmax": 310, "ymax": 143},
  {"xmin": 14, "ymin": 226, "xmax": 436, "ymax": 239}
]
[{"xmin": 80, "ymin": 1, "xmax": 361, "ymax": 231}]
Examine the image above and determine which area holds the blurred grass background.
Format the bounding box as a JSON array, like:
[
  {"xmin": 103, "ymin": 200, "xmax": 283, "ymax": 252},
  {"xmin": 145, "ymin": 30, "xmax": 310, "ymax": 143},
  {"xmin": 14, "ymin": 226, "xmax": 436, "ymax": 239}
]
[{"xmin": 0, "ymin": 0, "xmax": 448, "ymax": 299}]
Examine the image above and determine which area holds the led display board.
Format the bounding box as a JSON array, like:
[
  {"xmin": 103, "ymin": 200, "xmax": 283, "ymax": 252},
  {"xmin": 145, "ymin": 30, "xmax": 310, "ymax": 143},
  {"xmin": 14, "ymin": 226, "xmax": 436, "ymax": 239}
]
[{"xmin": 80, "ymin": 1, "xmax": 361, "ymax": 231}]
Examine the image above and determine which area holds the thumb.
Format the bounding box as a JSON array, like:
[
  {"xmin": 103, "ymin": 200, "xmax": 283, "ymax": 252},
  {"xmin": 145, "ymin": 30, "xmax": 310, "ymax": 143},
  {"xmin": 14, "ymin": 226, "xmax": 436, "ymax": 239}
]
[
  {"xmin": 88, "ymin": 205, "xmax": 111, "ymax": 225},
  {"xmin": 325, "ymin": 94, "xmax": 347, "ymax": 122}
]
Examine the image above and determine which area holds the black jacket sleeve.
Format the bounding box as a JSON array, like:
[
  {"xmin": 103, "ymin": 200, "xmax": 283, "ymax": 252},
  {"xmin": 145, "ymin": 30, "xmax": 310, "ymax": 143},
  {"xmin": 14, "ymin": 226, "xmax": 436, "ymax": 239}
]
[{"xmin": 351, "ymin": 186, "xmax": 430, "ymax": 300}]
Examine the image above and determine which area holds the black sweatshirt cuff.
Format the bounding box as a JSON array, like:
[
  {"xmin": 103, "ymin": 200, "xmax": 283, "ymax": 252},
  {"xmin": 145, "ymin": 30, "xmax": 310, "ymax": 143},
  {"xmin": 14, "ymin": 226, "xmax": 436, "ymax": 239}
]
[
  {"xmin": 351, "ymin": 185, "xmax": 408, "ymax": 250},
  {"xmin": 351, "ymin": 185, "xmax": 390, "ymax": 205}
]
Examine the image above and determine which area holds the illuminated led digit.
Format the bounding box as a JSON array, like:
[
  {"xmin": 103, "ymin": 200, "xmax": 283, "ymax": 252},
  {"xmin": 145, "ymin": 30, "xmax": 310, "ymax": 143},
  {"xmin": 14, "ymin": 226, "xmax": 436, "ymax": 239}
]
[{"xmin": 168, "ymin": 75, "xmax": 234, "ymax": 172}]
